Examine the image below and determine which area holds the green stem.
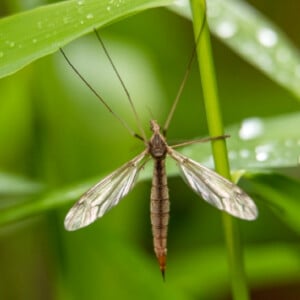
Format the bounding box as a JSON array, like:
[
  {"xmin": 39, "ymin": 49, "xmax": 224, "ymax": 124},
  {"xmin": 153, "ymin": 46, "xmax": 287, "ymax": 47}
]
[{"xmin": 189, "ymin": 1, "xmax": 250, "ymax": 299}]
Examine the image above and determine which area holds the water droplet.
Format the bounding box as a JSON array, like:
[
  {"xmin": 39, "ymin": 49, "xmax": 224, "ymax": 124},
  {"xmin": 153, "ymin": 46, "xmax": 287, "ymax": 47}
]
[
  {"xmin": 256, "ymin": 151, "xmax": 269, "ymax": 162},
  {"xmin": 80, "ymin": 20, "xmax": 85, "ymax": 25},
  {"xmin": 115, "ymin": 0, "xmax": 124, "ymax": 7},
  {"xmin": 239, "ymin": 118, "xmax": 264, "ymax": 140},
  {"xmin": 107, "ymin": 5, "xmax": 111, "ymax": 11},
  {"xmin": 255, "ymin": 144, "xmax": 272, "ymax": 162},
  {"xmin": 32, "ymin": 38, "xmax": 37, "ymax": 44},
  {"xmin": 0, "ymin": 52, "xmax": 4, "ymax": 58},
  {"xmin": 257, "ymin": 28, "xmax": 278, "ymax": 48},
  {"xmin": 86, "ymin": 13, "xmax": 94, "ymax": 20},
  {"xmin": 9, "ymin": 41, "xmax": 15, "ymax": 48},
  {"xmin": 77, "ymin": 0, "xmax": 85, "ymax": 5},
  {"xmin": 215, "ymin": 20, "xmax": 237, "ymax": 39}
]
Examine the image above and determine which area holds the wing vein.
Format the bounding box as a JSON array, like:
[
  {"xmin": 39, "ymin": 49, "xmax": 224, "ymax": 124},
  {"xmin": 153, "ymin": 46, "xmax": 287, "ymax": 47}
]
[
  {"xmin": 168, "ymin": 149, "xmax": 258, "ymax": 220},
  {"xmin": 64, "ymin": 151, "xmax": 148, "ymax": 230}
]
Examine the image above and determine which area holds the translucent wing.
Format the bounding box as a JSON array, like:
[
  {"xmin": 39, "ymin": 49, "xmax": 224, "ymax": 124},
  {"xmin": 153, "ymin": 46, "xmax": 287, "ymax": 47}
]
[
  {"xmin": 169, "ymin": 150, "xmax": 258, "ymax": 220},
  {"xmin": 65, "ymin": 151, "xmax": 148, "ymax": 231}
]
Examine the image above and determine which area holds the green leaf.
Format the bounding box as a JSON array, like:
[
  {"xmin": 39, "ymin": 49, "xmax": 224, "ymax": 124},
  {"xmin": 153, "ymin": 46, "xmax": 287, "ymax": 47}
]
[
  {"xmin": 0, "ymin": 172, "xmax": 43, "ymax": 196},
  {"xmin": 0, "ymin": 0, "xmax": 174, "ymax": 78},
  {"xmin": 2, "ymin": 0, "xmax": 300, "ymax": 101},
  {"xmin": 244, "ymin": 173, "xmax": 300, "ymax": 234},
  {"xmin": 179, "ymin": 112, "xmax": 300, "ymax": 172},
  {"xmin": 0, "ymin": 178, "xmax": 87, "ymax": 226},
  {"xmin": 171, "ymin": 0, "xmax": 300, "ymax": 99}
]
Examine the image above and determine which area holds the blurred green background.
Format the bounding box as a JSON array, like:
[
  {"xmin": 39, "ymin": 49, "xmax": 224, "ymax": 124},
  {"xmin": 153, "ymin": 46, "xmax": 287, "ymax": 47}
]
[{"xmin": 1, "ymin": 0, "xmax": 300, "ymax": 299}]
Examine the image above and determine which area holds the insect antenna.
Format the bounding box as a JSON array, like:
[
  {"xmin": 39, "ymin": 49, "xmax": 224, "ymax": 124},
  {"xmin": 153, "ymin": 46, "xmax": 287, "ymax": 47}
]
[
  {"xmin": 93, "ymin": 29, "xmax": 147, "ymax": 143},
  {"xmin": 60, "ymin": 48, "xmax": 144, "ymax": 141},
  {"xmin": 163, "ymin": 10, "xmax": 207, "ymax": 136}
]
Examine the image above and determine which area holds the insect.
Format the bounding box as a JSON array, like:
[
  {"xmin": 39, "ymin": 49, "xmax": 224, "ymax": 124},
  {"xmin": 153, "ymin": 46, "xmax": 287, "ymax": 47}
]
[{"xmin": 61, "ymin": 27, "xmax": 258, "ymax": 279}]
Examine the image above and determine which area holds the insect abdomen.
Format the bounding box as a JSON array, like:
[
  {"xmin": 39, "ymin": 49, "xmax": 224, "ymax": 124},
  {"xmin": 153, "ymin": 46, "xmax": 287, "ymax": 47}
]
[{"xmin": 150, "ymin": 158, "xmax": 170, "ymax": 277}]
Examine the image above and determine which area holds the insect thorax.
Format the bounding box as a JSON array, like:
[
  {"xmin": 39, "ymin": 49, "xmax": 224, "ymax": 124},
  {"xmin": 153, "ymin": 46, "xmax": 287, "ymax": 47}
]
[{"xmin": 149, "ymin": 133, "xmax": 168, "ymax": 159}]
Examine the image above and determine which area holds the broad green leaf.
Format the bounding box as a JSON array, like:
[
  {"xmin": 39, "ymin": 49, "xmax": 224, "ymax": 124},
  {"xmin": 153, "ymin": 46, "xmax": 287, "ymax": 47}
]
[
  {"xmin": 0, "ymin": 0, "xmax": 174, "ymax": 78},
  {"xmin": 244, "ymin": 173, "xmax": 300, "ymax": 234},
  {"xmin": 0, "ymin": 179, "xmax": 84, "ymax": 226},
  {"xmin": 2, "ymin": 0, "xmax": 300, "ymax": 101},
  {"xmin": 0, "ymin": 172, "xmax": 43, "ymax": 196},
  {"xmin": 171, "ymin": 0, "xmax": 300, "ymax": 99},
  {"xmin": 179, "ymin": 112, "xmax": 300, "ymax": 172}
]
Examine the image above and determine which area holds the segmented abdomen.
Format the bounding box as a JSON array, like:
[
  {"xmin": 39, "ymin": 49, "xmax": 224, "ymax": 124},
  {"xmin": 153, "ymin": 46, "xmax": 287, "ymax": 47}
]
[{"xmin": 150, "ymin": 158, "xmax": 170, "ymax": 276}]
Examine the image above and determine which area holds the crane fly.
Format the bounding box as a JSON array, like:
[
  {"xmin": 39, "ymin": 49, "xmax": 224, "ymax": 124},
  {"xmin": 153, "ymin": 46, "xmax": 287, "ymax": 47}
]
[
  {"xmin": 64, "ymin": 120, "xmax": 257, "ymax": 276},
  {"xmin": 61, "ymin": 23, "xmax": 258, "ymax": 279}
]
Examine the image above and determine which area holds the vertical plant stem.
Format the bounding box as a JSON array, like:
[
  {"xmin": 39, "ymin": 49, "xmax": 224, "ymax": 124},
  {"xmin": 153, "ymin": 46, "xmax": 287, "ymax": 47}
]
[{"xmin": 189, "ymin": 0, "xmax": 250, "ymax": 299}]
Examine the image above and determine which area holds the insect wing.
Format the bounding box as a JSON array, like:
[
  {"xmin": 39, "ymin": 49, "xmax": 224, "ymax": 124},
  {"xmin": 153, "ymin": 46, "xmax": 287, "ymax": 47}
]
[
  {"xmin": 65, "ymin": 151, "xmax": 148, "ymax": 231},
  {"xmin": 169, "ymin": 150, "xmax": 258, "ymax": 220}
]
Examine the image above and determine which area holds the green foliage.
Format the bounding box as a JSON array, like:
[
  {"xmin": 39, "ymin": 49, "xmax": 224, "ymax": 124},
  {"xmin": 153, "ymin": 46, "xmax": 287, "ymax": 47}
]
[
  {"xmin": 173, "ymin": 0, "xmax": 300, "ymax": 99},
  {"xmin": 0, "ymin": 0, "xmax": 174, "ymax": 77},
  {"xmin": 0, "ymin": 0, "xmax": 300, "ymax": 299}
]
